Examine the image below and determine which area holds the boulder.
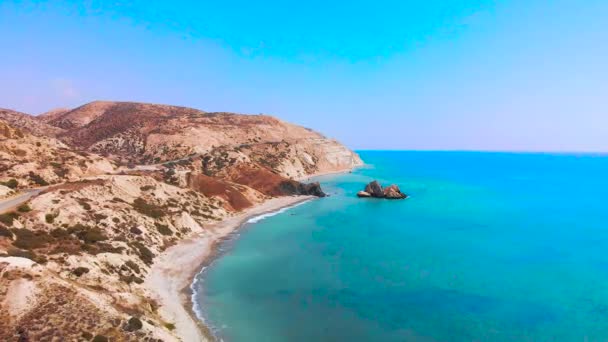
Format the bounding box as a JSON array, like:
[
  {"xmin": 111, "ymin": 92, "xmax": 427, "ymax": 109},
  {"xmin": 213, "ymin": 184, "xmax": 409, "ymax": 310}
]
[
  {"xmin": 357, "ymin": 191, "xmax": 371, "ymax": 198},
  {"xmin": 383, "ymin": 184, "xmax": 407, "ymax": 199},
  {"xmin": 364, "ymin": 180, "xmax": 384, "ymax": 197},
  {"xmin": 301, "ymin": 182, "xmax": 326, "ymax": 197}
]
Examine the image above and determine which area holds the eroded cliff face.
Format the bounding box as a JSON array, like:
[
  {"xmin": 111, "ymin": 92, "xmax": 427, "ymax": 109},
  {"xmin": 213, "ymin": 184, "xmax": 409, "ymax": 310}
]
[{"xmin": 0, "ymin": 101, "xmax": 361, "ymax": 340}]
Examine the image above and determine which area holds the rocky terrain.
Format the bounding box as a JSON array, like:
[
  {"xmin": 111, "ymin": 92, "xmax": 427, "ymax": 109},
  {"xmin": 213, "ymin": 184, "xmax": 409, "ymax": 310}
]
[
  {"xmin": 0, "ymin": 101, "xmax": 362, "ymax": 341},
  {"xmin": 357, "ymin": 180, "xmax": 408, "ymax": 199}
]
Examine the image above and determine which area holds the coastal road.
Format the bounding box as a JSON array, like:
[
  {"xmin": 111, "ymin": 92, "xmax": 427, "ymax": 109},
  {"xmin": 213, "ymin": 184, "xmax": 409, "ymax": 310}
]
[{"xmin": 0, "ymin": 188, "xmax": 44, "ymax": 214}]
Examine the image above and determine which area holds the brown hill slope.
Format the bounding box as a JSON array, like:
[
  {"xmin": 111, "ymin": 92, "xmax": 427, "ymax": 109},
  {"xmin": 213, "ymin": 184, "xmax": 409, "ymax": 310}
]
[
  {"xmin": 0, "ymin": 119, "xmax": 115, "ymax": 188},
  {"xmin": 0, "ymin": 108, "xmax": 64, "ymax": 138},
  {"xmin": 43, "ymin": 101, "xmax": 362, "ymax": 177}
]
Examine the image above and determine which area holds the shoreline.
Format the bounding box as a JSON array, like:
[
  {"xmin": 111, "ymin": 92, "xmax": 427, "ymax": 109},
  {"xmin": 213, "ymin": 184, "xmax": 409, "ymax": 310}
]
[{"xmin": 145, "ymin": 195, "xmax": 315, "ymax": 342}]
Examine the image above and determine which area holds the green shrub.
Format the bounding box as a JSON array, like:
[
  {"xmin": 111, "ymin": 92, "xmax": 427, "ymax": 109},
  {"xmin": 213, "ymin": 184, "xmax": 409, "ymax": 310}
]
[
  {"xmin": 0, "ymin": 212, "xmax": 19, "ymax": 226},
  {"xmin": 130, "ymin": 226, "xmax": 143, "ymax": 235},
  {"xmin": 51, "ymin": 228, "xmax": 69, "ymax": 238},
  {"xmin": 164, "ymin": 322, "xmax": 176, "ymax": 331},
  {"xmin": 29, "ymin": 172, "xmax": 49, "ymax": 186},
  {"xmin": 45, "ymin": 212, "xmax": 58, "ymax": 224},
  {"xmin": 7, "ymin": 247, "xmax": 36, "ymax": 260},
  {"xmin": 155, "ymin": 223, "xmax": 173, "ymax": 236},
  {"xmin": 1, "ymin": 179, "xmax": 18, "ymax": 189},
  {"xmin": 72, "ymin": 267, "xmax": 90, "ymax": 277},
  {"xmin": 125, "ymin": 260, "xmax": 141, "ymax": 274},
  {"xmin": 12, "ymin": 228, "xmax": 53, "ymax": 250},
  {"xmin": 78, "ymin": 200, "xmax": 92, "ymax": 211},
  {"xmin": 124, "ymin": 316, "xmax": 143, "ymax": 331},
  {"xmin": 17, "ymin": 204, "xmax": 31, "ymax": 213},
  {"xmin": 120, "ymin": 274, "xmax": 144, "ymax": 284},
  {"xmin": 76, "ymin": 227, "xmax": 108, "ymax": 244},
  {"xmin": 132, "ymin": 198, "xmax": 165, "ymax": 218},
  {"xmin": 0, "ymin": 224, "xmax": 13, "ymax": 238},
  {"xmin": 92, "ymin": 335, "xmax": 108, "ymax": 342},
  {"xmin": 131, "ymin": 241, "xmax": 154, "ymax": 265}
]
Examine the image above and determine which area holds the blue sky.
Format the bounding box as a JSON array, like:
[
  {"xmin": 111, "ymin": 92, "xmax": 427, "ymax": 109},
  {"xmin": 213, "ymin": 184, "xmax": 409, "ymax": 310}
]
[{"xmin": 1, "ymin": 0, "xmax": 606, "ymax": 151}]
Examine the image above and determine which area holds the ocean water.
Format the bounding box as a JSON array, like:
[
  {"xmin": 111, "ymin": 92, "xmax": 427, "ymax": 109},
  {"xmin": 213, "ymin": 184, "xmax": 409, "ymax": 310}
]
[{"xmin": 193, "ymin": 151, "xmax": 608, "ymax": 341}]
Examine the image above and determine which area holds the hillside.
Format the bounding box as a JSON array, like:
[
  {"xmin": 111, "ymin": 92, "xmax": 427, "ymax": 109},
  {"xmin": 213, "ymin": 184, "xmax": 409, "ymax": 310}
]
[
  {"xmin": 44, "ymin": 101, "xmax": 362, "ymax": 177},
  {"xmin": 0, "ymin": 101, "xmax": 362, "ymax": 341}
]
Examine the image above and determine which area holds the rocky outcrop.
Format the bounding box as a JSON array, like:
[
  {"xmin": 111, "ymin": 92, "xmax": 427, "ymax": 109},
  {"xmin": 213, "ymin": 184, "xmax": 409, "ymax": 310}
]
[
  {"xmin": 364, "ymin": 180, "xmax": 384, "ymax": 197},
  {"xmin": 358, "ymin": 181, "xmax": 407, "ymax": 199}
]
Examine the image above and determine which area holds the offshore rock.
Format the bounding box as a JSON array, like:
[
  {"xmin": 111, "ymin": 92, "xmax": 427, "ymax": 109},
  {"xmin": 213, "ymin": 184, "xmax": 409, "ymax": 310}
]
[
  {"xmin": 360, "ymin": 181, "xmax": 407, "ymax": 199},
  {"xmin": 357, "ymin": 191, "xmax": 372, "ymax": 198},
  {"xmin": 364, "ymin": 180, "xmax": 384, "ymax": 197}
]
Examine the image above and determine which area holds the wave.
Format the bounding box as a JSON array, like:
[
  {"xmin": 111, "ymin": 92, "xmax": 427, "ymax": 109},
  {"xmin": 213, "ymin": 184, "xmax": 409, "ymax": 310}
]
[
  {"xmin": 246, "ymin": 199, "xmax": 311, "ymax": 223},
  {"xmin": 190, "ymin": 197, "xmax": 313, "ymax": 338}
]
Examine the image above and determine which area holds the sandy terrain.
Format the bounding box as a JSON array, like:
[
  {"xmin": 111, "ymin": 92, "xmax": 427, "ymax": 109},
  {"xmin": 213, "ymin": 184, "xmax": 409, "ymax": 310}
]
[{"xmin": 145, "ymin": 195, "xmax": 314, "ymax": 341}]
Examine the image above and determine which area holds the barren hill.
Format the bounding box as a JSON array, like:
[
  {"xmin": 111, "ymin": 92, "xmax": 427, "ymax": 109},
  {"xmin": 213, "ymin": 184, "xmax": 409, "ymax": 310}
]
[{"xmin": 0, "ymin": 100, "xmax": 362, "ymax": 341}]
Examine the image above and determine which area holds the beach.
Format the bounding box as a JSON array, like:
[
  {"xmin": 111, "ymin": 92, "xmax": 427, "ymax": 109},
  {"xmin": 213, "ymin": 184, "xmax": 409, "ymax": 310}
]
[{"xmin": 145, "ymin": 195, "xmax": 315, "ymax": 341}]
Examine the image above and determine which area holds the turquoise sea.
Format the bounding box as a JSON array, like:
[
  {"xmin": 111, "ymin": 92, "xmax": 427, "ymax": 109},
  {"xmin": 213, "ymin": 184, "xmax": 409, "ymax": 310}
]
[{"xmin": 193, "ymin": 151, "xmax": 608, "ymax": 341}]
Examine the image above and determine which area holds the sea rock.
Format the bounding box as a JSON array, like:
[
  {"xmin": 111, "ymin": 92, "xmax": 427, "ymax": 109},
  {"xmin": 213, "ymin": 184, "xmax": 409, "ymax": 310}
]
[
  {"xmin": 359, "ymin": 181, "xmax": 407, "ymax": 199},
  {"xmin": 364, "ymin": 180, "xmax": 384, "ymax": 197},
  {"xmin": 301, "ymin": 182, "xmax": 326, "ymax": 197},
  {"xmin": 383, "ymin": 184, "xmax": 407, "ymax": 199},
  {"xmin": 279, "ymin": 181, "xmax": 326, "ymax": 197},
  {"xmin": 357, "ymin": 191, "xmax": 371, "ymax": 198}
]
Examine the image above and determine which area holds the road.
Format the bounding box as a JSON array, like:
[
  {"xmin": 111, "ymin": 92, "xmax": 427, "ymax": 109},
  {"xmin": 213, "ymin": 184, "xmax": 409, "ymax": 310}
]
[{"xmin": 0, "ymin": 189, "xmax": 44, "ymax": 214}]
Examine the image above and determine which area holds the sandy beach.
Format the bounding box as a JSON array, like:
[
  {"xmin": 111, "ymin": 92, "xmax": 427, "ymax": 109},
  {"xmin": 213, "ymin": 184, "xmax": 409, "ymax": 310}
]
[{"xmin": 145, "ymin": 195, "xmax": 315, "ymax": 341}]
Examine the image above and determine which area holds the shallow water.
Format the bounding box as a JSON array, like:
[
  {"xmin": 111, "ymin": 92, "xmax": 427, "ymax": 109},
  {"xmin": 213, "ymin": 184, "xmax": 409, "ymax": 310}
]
[{"xmin": 193, "ymin": 151, "xmax": 608, "ymax": 341}]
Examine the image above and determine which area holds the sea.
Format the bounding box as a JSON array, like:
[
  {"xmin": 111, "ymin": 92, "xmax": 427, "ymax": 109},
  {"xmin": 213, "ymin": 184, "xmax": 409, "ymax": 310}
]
[{"xmin": 192, "ymin": 151, "xmax": 608, "ymax": 341}]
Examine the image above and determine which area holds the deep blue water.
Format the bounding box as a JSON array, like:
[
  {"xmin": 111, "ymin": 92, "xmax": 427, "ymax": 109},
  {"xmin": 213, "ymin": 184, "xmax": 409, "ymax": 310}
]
[{"xmin": 194, "ymin": 151, "xmax": 608, "ymax": 341}]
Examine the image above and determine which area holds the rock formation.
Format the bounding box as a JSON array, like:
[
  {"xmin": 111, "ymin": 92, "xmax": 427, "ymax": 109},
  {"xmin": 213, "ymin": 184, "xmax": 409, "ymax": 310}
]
[{"xmin": 358, "ymin": 180, "xmax": 408, "ymax": 199}]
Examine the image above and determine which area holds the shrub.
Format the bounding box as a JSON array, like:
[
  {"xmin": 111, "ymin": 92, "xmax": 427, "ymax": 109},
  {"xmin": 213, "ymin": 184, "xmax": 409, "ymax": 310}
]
[
  {"xmin": 92, "ymin": 335, "xmax": 109, "ymax": 342},
  {"xmin": 132, "ymin": 198, "xmax": 165, "ymax": 218},
  {"xmin": 51, "ymin": 228, "xmax": 69, "ymax": 238},
  {"xmin": 125, "ymin": 260, "xmax": 141, "ymax": 274},
  {"xmin": 17, "ymin": 204, "xmax": 31, "ymax": 213},
  {"xmin": 131, "ymin": 241, "xmax": 154, "ymax": 265},
  {"xmin": 78, "ymin": 201, "xmax": 92, "ymax": 211},
  {"xmin": 72, "ymin": 267, "xmax": 90, "ymax": 277},
  {"xmin": 125, "ymin": 317, "xmax": 143, "ymax": 331},
  {"xmin": 120, "ymin": 274, "xmax": 144, "ymax": 284},
  {"xmin": 0, "ymin": 224, "xmax": 13, "ymax": 238},
  {"xmin": 0, "ymin": 212, "xmax": 19, "ymax": 226},
  {"xmin": 164, "ymin": 322, "xmax": 176, "ymax": 331},
  {"xmin": 155, "ymin": 223, "xmax": 173, "ymax": 236},
  {"xmin": 12, "ymin": 228, "xmax": 53, "ymax": 250},
  {"xmin": 130, "ymin": 226, "xmax": 143, "ymax": 235},
  {"xmin": 7, "ymin": 247, "xmax": 36, "ymax": 260},
  {"xmin": 140, "ymin": 185, "xmax": 155, "ymax": 191},
  {"xmin": 1, "ymin": 179, "xmax": 18, "ymax": 189},
  {"xmin": 81, "ymin": 332, "xmax": 93, "ymax": 340},
  {"xmin": 45, "ymin": 212, "xmax": 58, "ymax": 224},
  {"xmin": 77, "ymin": 227, "xmax": 108, "ymax": 244},
  {"xmin": 29, "ymin": 172, "xmax": 49, "ymax": 186}
]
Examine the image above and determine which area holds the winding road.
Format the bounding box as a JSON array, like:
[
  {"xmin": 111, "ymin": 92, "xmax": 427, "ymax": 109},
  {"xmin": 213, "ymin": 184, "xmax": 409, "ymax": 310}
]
[{"xmin": 0, "ymin": 189, "xmax": 44, "ymax": 214}]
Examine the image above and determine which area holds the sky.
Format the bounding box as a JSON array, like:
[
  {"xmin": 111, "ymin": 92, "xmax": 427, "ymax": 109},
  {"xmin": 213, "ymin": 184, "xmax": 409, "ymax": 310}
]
[{"xmin": 0, "ymin": 0, "xmax": 607, "ymax": 151}]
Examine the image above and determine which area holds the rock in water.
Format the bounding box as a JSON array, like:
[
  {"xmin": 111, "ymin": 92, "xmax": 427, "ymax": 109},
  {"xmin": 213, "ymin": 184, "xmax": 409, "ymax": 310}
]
[
  {"xmin": 364, "ymin": 180, "xmax": 385, "ymax": 197},
  {"xmin": 357, "ymin": 191, "xmax": 371, "ymax": 198},
  {"xmin": 359, "ymin": 181, "xmax": 407, "ymax": 199},
  {"xmin": 301, "ymin": 182, "xmax": 326, "ymax": 197},
  {"xmin": 383, "ymin": 184, "xmax": 407, "ymax": 199}
]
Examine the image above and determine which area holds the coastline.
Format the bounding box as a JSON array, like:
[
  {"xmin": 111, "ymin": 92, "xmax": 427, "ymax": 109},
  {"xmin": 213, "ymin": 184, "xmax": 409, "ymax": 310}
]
[{"xmin": 145, "ymin": 195, "xmax": 315, "ymax": 342}]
